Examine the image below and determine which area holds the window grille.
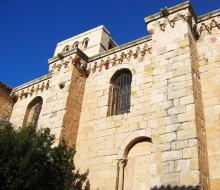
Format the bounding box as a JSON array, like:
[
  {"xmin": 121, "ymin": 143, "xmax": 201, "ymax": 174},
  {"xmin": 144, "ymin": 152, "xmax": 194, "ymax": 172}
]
[{"xmin": 108, "ymin": 69, "xmax": 132, "ymax": 116}]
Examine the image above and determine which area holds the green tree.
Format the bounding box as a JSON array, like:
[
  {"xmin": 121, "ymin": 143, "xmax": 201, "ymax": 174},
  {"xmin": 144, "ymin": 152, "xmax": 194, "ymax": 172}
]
[{"xmin": 0, "ymin": 122, "xmax": 88, "ymax": 190}]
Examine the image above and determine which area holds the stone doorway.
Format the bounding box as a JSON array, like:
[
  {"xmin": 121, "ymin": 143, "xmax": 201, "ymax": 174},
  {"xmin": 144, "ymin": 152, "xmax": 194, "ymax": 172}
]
[
  {"xmin": 117, "ymin": 136, "xmax": 152, "ymax": 190},
  {"xmin": 124, "ymin": 141, "xmax": 151, "ymax": 190}
]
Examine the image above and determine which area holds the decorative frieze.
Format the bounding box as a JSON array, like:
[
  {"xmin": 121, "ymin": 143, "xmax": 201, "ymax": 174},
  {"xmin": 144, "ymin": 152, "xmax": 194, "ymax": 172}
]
[
  {"xmin": 87, "ymin": 43, "xmax": 151, "ymax": 74},
  {"xmin": 148, "ymin": 10, "xmax": 191, "ymax": 34},
  {"xmin": 197, "ymin": 18, "xmax": 220, "ymax": 36},
  {"xmin": 12, "ymin": 80, "xmax": 50, "ymax": 100},
  {"xmin": 49, "ymin": 50, "xmax": 89, "ymax": 76},
  {"xmin": 167, "ymin": 12, "xmax": 190, "ymax": 29}
]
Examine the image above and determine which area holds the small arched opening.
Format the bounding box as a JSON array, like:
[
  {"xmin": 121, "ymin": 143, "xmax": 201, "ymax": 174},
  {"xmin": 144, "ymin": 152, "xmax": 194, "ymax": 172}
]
[
  {"xmin": 82, "ymin": 38, "xmax": 89, "ymax": 49},
  {"xmin": 23, "ymin": 96, "xmax": 43, "ymax": 128}
]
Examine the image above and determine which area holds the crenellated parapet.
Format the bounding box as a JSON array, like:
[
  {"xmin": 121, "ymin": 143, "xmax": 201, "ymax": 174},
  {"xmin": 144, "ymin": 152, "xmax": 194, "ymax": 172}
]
[
  {"xmin": 87, "ymin": 37, "xmax": 152, "ymax": 74},
  {"xmin": 11, "ymin": 75, "xmax": 51, "ymax": 101}
]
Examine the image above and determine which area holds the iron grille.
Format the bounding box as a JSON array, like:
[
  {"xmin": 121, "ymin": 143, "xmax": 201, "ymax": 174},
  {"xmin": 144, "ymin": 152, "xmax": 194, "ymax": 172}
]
[{"xmin": 109, "ymin": 70, "xmax": 132, "ymax": 116}]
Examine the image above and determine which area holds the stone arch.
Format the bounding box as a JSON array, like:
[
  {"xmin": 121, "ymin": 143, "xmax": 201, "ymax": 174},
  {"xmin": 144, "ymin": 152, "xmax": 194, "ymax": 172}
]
[
  {"xmin": 116, "ymin": 129, "xmax": 152, "ymax": 190},
  {"xmin": 73, "ymin": 41, "xmax": 79, "ymax": 49},
  {"xmin": 124, "ymin": 136, "xmax": 152, "ymax": 159},
  {"xmin": 82, "ymin": 38, "xmax": 89, "ymax": 49},
  {"xmin": 107, "ymin": 68, "xmax": 132, "ymax": 116},
  {"xmin": 107, "ymin": 64, "xmax": 136, "ymax": 82},
  {"xmin": 117, "ymin": 129, "xmax": 151, "ymax": 159},
  {"xmin": 23, "ymin": 96, "xmax": 43, "ymax": 128},
  {"xmin": 63, "ymin": 45, "xmax": 70, "ymax": 52}
]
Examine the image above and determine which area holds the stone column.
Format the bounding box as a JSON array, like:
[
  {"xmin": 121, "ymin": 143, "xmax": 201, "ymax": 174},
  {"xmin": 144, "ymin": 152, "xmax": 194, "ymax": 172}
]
[{"xmin": 118, "ymin": 159, "xmax": 126, "ymax": 190}]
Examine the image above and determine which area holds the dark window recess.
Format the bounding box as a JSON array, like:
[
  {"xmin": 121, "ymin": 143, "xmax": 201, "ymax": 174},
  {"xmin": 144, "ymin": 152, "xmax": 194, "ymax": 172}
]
[
  {"xmin": 108, "ymin": 69, "xmax": 132, "ymax": 116},
  {"xmin": 23, "ymin": 96, "xmax": 43, "ymax": 128}
]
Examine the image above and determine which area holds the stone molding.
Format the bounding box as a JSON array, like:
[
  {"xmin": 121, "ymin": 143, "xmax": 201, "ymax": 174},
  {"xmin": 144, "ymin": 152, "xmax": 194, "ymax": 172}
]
[
  {"xmin": 87, "ymin": 42, "xmax": 151, "ymax": 74},
  {"xmin": 13, "ymin": 80, "xmax": 50, "ymax": 101},
  {"xmin": 117, "ymin": 129, "xmax": 151, "ymax": 159},
  {"xmin": 48, "ymin": 48, "xmax": 89, "ymax": 76},
  {"xmin": 144, "ymin": 1, "xmax": 196, "ymax": 24},
  {"xmin": 147, "ymin": 10, "xmax": 191, "ymax": 34},
  {"xmin": 12, "ymin": 74, "xmax": 51, "ymax": 101},
  {"xmin": 197, "ymin": 18, "xmax": 220, "ymax": 36}
]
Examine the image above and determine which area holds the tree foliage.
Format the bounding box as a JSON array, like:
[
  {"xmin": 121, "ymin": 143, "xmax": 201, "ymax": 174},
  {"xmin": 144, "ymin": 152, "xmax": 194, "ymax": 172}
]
[{"xmin": 0, "ymin": 122, "xmax": 87, "ymax": 190}]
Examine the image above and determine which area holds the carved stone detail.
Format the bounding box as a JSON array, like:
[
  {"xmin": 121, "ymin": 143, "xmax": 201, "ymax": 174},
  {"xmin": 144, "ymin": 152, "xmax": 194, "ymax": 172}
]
[
  {"xmin": 88, "ymin": 43, "xmax": 151, "ymax": 74},
  {"xmin": 15, "ymin": 80, "xmax": 50, "ymax": 100},
  {"xmin": 197, "ymin": 18, "xmax": 220, "ymax": 36},
  {"xmin": 158, "ymin": 17, "xmax": 167, "ymax": 31},
  {"xmin": 155, "ymin": 11, "xmax": 191, "ymax": 32}
]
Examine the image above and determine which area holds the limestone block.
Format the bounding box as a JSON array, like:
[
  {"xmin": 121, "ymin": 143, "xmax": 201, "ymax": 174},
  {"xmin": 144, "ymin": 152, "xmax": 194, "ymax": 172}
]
[
  {"xmin": 162, "ymin": 150, "xmax": 182, "ymax": 161},
  {"xmin": 171, "ymin": 140, "xmax": 188, "ymax": 150},
  {"xmin": 161, "ymin": 132, "xmax": 176, "ymax": 143},
  {"xmin": 150, "ymin": 177, "xmax": 160, "ymax": 188},
  {"xmin": 167, "ymin": 105, "xmax": 186, "ymax": 115},
  {"xmin": 180, "ymin": 95, "xmax": 194, "ymax": 105},
  {"xmin": 177, "ymin": 111, "xmax": 195, "ymax": 122},
  {"xmin": 190, "ymin": 157, "xmax": 199, "ymax": 170},
  {"xmin": 180, "ymin": 170, "xmax": 200, "ymax": 187},
  {"xmin": 157, "ymin": 161, "xmax": 175, "ymax": 174},
  {"xmin": 151, "ymin": 94, "xmax": 164, "ymax": 104},
  {"xmin": 174, "ymin": 159, "xmax": 190, "ymax": 172},
  {"xmin": 160, "ymin": 172, "xmax": 180, "ymax": 187},
  {"xmin": 183, "ymin": 146, "xmax": 198, "ymax": 158},
  {"xmin": 151, "ymin": 152, "xmax": 162, "ymax": 162},
  {"xmin": 177, "ymin": 128, "xmax": 197, "ymax": 140}
]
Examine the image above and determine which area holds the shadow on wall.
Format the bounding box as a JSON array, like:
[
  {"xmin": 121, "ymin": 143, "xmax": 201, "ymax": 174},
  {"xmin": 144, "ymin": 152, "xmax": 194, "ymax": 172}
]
[
  {"xmin": 151, "ymin": 185, "xmax": 201, "ymax": 190},
  {"xmin": 74, "ymin": 169, "xmax": 90, "ymax": 190}
]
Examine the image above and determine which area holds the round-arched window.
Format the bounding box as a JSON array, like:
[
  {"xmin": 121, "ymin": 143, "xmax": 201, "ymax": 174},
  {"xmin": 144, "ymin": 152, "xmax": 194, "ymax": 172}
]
[
  {"xmin": 63, "ymin": 45, "xmax": 70, "ymax": 52},
  {"xmin": 23, "ymin": 96, "xmax": 43, "ymax": 128},
  {"xmin": 82, "ymin": 38, "xmax": 89, "ymax": 49},
  {"xmin": 108, "ymin": 69, "xmax": 132, "ymax": 116}
]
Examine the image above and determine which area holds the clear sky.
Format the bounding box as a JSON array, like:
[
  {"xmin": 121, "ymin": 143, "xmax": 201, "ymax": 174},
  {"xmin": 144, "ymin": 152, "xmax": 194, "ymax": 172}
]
[{"xmin": 1, "ymin": 0, "xmax": 219, "ymax": 87}]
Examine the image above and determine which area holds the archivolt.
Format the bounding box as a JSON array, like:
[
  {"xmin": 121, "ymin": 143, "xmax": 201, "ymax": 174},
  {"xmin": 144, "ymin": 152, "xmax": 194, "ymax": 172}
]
[{"xmin": 117, "ymin": 129, "xmax": 152, "ymax": 159}]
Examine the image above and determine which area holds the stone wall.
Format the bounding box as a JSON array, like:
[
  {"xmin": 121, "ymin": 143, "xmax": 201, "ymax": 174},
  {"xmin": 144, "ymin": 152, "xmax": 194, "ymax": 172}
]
[
  {"xmin": 5, "ymin": 2, "xmax": 220, "ymax": 190},
  {"xmin": 197, "ymin": 11, "xmax": 220, "ymax": 190},
  {"xmin": 9, "ymin": 49, "xmax": 88, "ymax": 146},
  {"xmin": 0, "ymin": 82, "xmax": 14, "ymax": 123},
  {"xmin": 74, "ymin": 3, "xmax": 210, "ymax": 189}
]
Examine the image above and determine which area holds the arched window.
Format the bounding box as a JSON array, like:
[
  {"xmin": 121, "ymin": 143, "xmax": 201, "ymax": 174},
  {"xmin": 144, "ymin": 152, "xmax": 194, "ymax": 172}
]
[
  {"xmin": 82, "ymin": 38, "xmax": 89, "ymax": 49},
  {"xmin": 108, "ymin": 69, "xmax": 132, "ymax": 116},
  {"xmin": 63, "ymin": 45, "xmax": 70, "ymax": 52},
  {"xmin": 23, "ymin": 96, "xmax": 43, "ymax": 128},
  {"xmin": 73, "ymin": 41, "xmax": 79, "ymax": 49}
]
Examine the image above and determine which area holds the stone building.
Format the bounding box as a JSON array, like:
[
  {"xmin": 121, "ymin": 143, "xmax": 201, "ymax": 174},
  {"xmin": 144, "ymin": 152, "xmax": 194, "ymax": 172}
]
[{"xmin": 0, "ymin": 2, "xmax": 220, "ymax": 190}]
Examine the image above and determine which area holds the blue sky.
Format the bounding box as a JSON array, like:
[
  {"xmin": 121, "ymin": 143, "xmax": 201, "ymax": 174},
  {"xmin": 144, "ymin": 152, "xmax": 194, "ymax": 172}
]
[{"xmin": 1, "ymin": 0, "xmax": 220, "ymax": 87}]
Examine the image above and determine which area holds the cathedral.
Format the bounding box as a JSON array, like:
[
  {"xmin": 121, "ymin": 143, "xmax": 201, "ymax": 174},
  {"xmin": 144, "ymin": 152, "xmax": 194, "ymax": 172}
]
[{"xmin": 0, "ymin": 2, "xmax": 220, "ymax": 190}]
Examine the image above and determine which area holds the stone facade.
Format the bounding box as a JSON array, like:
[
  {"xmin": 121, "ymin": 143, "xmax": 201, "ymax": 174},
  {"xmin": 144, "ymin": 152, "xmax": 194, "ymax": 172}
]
[
  {"xmin": 0, "ymin": 82, "xmax": 14, "ymax": 123},
  {"xmin": 1, "ymin": 2, "xmax": 220, "ymax": 190}
]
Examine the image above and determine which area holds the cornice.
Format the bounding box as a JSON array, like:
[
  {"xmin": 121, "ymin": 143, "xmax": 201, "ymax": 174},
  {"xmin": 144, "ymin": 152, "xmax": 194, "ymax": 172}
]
[
  {"xmin": 144, "ymin": 1, "xmax": 196, "ymax": 24},
  {"xmin": 13, "ymin": 74, "xmax": 51, "ymax": 93},
  {"xmin": 197, "ymin": 9, "xmax": 220, "ymax": 23},
  {"xmin": 90, "ymin": 36, "xmax": 151, "ymax": 62}
]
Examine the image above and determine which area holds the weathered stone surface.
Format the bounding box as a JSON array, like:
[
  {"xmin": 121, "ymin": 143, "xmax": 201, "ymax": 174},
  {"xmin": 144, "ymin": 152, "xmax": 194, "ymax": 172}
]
[{"xmin": 1, "ymin": 2, "xmax": 220, "ymax": 190}]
